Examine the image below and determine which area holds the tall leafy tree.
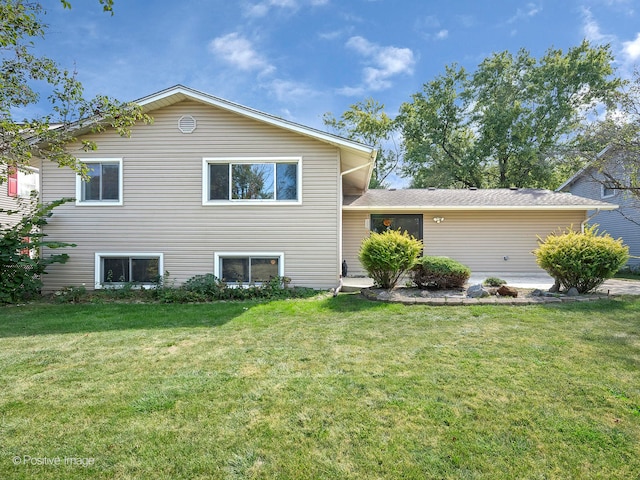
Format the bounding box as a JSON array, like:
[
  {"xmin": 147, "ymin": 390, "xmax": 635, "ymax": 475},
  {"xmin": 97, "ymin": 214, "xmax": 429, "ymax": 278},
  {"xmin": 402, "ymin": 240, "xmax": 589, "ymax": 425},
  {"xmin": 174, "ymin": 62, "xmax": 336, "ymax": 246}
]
[
  {"xmin": 397, "ymin": 41, "xmax": 620, "ymax": 189},
  {"xmin": 0, "ymin": 0, "xmax": 150, "ymax": 186},
  {"xmin": 324, "ymin": 98, "xmax": 399, "ymax": 189}
]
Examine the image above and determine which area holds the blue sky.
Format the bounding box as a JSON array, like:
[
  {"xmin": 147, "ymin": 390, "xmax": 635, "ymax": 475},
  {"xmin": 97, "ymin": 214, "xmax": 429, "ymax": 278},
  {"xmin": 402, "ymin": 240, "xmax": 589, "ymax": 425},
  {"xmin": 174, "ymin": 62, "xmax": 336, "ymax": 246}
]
[{"xmin": 34, "ymin": 0, "xmax": 640, "ymax": 132}]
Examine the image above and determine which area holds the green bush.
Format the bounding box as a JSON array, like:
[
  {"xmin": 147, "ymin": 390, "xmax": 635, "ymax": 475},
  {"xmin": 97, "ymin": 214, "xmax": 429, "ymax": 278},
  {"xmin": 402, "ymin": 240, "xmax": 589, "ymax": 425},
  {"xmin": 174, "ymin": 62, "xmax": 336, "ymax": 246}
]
[
  {"xmin": 483, "ymin": 277, "xmax": 507, "ymax": 287},
  {"xmin": 359, "ymin": 229, "xmax": 423, "ymax": 289},
  {"xmin": 534, "ymin": 225, "xmax": 629, "ymax": 294},
  {"xmin": 411, "ymin": 256, "xmax": 471, "ymax": 289},
  {"xmin": 153, "ymin": 274, "xmax": 317, "ymax": 303},
  {"xmin": 183, "ymin": 273, "xmax": 225, "ymax": 297},
  {"xmin": 0, "ymin": 197, "xmax": 75, "ymax": 304},
  {"xmin": 47, "ymin": 273, "xmax": 317, "ymax": 304}
]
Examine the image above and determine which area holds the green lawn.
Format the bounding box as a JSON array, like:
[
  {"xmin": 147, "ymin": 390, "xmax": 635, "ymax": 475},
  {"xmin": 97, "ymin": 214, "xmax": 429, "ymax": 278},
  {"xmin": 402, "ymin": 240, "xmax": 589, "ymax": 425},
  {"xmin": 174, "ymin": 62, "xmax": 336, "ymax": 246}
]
[{"xmin": 1, "ymin": 295, "xmax": 640, "ymax": 479}]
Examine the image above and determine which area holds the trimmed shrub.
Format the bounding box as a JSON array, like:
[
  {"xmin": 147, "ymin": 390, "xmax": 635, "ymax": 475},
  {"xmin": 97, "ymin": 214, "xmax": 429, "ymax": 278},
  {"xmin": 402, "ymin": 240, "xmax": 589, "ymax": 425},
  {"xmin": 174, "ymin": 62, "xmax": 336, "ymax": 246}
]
[
  {"xmin": 411, "ymin": 256, "xmax": 471, "ymax": 289},
  {"xmin": 483, "ymin": 277, "xmax": 507, "ymax": 287},
  {"xmin": 359, "ymin": 229, "xmax": 423, "ymax": 289},
  {"xmin": 534, "ymin": 225, "xmax": 629, "ymax": 294}
]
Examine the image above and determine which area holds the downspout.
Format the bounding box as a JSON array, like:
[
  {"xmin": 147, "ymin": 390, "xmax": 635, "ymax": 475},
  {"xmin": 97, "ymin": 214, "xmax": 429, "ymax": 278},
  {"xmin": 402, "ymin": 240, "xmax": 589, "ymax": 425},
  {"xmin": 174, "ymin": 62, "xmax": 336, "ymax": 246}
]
[
  {"xmin": 336, "ymin": 162, "xmax": 344, "ymax": 297},
  {"xmin": 335, "ymin": 158, "xmax": 375, "ymax": 296}
]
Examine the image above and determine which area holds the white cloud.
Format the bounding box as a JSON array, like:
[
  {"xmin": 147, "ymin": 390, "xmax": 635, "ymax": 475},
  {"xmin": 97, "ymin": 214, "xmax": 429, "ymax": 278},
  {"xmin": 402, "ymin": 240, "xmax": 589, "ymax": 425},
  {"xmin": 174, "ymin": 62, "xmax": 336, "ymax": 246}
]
[
  {"xmin": 622, "ymin": 33, "xmax": 640, "ymax": 61},
  {"xmin": 268, "ymin": 79, "xmax": 319, "ymax": 102},
  {"xmin": 336, "ymin": 85, "xmax": 366, "ymax": 97},
  {"xmin": 319, "ymin": 29, "xmax": 343, "ymax": 41},
  {"xmin": 414, "ymin": 16, "xmax": 448, "ymax": 41},
  {"xmin": 342, "ymin": 36, "xmax": 415, "ymax": 93},
  {"xmin": 244, "ymin": 0, "xmax": 327, "ymax": 18},
  {"xmin": 244, "ymin": 0, "xmax": 297, "ymax": 17},
  {"xmin": 580, "ymin": 7, "xmax": 616, "ymax": 44},
  {"xmin": 209, "ymin": 33, "xmax": 275, "ymax": 75},
  {"xmin": 507, "ymin": 2, "xmax": 542, "ymax": 24}
]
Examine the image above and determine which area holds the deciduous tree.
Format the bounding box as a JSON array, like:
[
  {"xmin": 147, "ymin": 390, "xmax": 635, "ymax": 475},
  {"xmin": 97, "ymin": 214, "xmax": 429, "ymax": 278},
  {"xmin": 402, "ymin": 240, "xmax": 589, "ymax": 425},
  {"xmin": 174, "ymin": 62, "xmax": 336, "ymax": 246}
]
[
  {"xmin": 0, "ymin": 0, "xmax": 150, "ymax": 186},
  {"xmin": 324, "ymin": 98, "xmax": 399, "ymax": 189},
  {"xmin": 397, "ymin": 41, "xmax": 620, "ymax": 189}
]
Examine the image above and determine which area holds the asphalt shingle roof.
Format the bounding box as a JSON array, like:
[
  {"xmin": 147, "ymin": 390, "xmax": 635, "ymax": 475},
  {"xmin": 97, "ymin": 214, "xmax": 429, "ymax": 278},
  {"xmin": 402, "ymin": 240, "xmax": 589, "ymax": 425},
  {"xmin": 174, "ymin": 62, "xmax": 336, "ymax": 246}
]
[{"xmin": 343, "ymin": 188, "xmax": 617, "ymax": 210}]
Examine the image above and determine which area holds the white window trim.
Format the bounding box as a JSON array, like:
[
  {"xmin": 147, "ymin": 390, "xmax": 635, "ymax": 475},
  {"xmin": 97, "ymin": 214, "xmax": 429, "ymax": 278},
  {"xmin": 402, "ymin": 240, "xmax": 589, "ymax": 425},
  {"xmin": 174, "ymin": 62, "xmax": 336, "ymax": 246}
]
[
  {"xmin": 601, "ymin": 184, "xmax": 616, "ymax": 199},
  {"xmin": 94, "ymin": 252, "xmax": 163, "ymax": 289},
  {"xmin": 202, "ymin": 157, "xmax": 302, "ymax": 206},
  {"xmin": 76, "ymin": 158, "xmax": 124, "ymax": 206},
  {"xmin": 214, "ymin": 252, "xmax": 285, "ymax": 285}
]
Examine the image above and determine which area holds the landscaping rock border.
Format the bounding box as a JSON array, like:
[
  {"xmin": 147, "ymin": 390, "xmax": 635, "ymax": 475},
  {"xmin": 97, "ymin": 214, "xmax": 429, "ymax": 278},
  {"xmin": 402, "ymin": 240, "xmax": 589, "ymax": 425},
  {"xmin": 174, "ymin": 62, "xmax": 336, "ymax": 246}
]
[{"xmin": 360, "ymin": 286, "xmax": 612, "ymax": 306}]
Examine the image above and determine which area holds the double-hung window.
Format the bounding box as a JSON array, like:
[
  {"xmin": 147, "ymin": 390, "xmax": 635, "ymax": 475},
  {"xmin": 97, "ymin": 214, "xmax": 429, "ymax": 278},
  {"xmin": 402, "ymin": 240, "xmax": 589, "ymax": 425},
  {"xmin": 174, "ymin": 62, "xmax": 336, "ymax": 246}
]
[
  {"xmin": 95, "ymin": 253, "xmax": 163, "ymax": 288},
  {"xmin": 203, "ymin": 158, "xmax": 301, "ymax": 204},
  {"xmin": 214, "ymin": 252, "xmax": 284, "ymax": 284},
  {"xmin": 76, "ymin": 159, "xmax": 123, "ymax": 205}
]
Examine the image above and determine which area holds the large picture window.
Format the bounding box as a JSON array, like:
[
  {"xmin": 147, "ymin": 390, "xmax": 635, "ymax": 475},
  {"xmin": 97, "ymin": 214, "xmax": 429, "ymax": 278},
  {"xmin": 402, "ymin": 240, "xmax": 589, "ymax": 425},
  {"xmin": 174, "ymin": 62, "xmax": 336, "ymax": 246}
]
[
  {"xmin": 76, "ymin": 159, "xmax": 123, "ymax": 205},
  {"xmin": 214, "ymin": 252, "xmax": 284, "ymax": 284},
  {"xmin": 95, "ymin": 253, "xmax": 162, "ymax": 288},
  {"xmin": 204, "ymin": 158, "xmax": 300, "ymax": 204},
  {"xmin": 370, "ymin": 214, "xmax": 423, "ymax": 241}
]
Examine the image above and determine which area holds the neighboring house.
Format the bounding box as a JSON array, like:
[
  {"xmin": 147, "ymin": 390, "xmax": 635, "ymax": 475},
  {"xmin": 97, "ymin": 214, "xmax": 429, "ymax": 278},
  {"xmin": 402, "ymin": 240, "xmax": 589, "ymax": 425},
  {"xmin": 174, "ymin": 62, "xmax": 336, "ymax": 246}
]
[
  {"xmin": 558, "ymin": 149, "xmax": 640, "ymax": 268},
  {"xmin": 0, "ymin": 165, "xmax": 39, "ymax": 229},
  {"xmin": 38, "ymin": 85, "xmax": 618, "ymax": 291}
]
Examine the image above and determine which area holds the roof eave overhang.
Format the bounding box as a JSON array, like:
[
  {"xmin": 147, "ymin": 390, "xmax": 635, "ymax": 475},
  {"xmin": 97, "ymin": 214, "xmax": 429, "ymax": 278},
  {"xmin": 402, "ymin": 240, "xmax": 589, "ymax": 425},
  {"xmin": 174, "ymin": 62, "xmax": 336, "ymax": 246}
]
[
  {"xmin": 33, "ymin": 86, "xmax": 376, "ymax": 171},
  {"xmin": 138, "ymin": 85, "xmax": 375, "ymax": 155},
  {"xmin": 342, "ymin": 205, "xmax": 619, "ymax": 211}
]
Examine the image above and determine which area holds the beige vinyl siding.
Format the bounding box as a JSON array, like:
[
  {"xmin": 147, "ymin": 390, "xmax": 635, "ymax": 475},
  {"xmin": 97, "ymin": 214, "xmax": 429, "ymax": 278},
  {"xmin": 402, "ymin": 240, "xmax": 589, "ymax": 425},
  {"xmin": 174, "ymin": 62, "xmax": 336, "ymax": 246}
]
[
  {"xmin": 0, "ymin": 165, "xmax": 39, "ymax": 228},
  {"xmin": 41, "ymin": 100, "xmax": 341, "ymax": 290},
  {"xmin": 0, "ymin": 173, "xmax": 17, "ymax": 228},
  {"xmin": 342, "ymin": 211, "xmax": 370, "ymax": 277},
  {"xmin": 343, "ymin": 210, "xmax": 586, "ymax": 276}
]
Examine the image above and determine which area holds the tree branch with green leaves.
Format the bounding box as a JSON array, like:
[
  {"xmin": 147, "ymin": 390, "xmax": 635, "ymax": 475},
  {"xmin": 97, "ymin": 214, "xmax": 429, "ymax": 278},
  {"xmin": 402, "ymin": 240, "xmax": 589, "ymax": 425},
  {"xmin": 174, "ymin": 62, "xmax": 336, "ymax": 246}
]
[
  {"xmin": 397, "ymin": 41, "xmax": 620, "ymax": 189},
  {"xmin": 1, "ymin": 0, "xmax": 151, "ymax": 185}
]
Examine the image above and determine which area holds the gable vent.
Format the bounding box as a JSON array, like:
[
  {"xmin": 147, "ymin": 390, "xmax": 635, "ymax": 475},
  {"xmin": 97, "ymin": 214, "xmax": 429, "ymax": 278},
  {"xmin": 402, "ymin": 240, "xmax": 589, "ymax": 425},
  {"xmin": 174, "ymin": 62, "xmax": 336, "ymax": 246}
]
[{"xmin": 178, "ymin": 115, "xmax": 197, "ymax": 134}]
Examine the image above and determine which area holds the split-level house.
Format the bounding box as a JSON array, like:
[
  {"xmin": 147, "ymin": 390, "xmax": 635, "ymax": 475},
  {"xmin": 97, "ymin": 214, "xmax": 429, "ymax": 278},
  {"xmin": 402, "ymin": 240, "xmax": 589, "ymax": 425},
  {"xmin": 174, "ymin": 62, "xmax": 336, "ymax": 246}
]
[
  {"xmin": 37, "ymin": 85, "xmax": 618, "ymax": 291},
  {"xmin": 558, "ymin": 146, "xmax": 639, "ymax": 268}
]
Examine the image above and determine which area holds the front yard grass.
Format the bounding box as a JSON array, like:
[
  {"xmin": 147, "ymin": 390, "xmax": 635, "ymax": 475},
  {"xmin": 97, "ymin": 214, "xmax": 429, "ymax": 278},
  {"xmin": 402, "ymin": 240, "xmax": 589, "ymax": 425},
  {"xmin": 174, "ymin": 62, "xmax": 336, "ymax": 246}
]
[{"xmin": 1, "ymin": 295, "xmax": 639, "ymax": 479}]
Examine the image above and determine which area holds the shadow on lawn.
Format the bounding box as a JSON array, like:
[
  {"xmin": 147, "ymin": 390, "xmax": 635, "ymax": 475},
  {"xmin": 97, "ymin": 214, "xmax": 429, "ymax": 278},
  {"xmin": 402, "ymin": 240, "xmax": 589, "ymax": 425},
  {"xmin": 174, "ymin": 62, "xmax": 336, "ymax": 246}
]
[
  {"xmin": 320, "ymin": 292, "xmax": 396, "ymax": 312},
  {"xmin": 541, "ymin": 296, "xmax": 640, "ymax": 313},
  {"xmin": 0, "ymin": 302, "xmax": 248, "ymax": 338}
]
